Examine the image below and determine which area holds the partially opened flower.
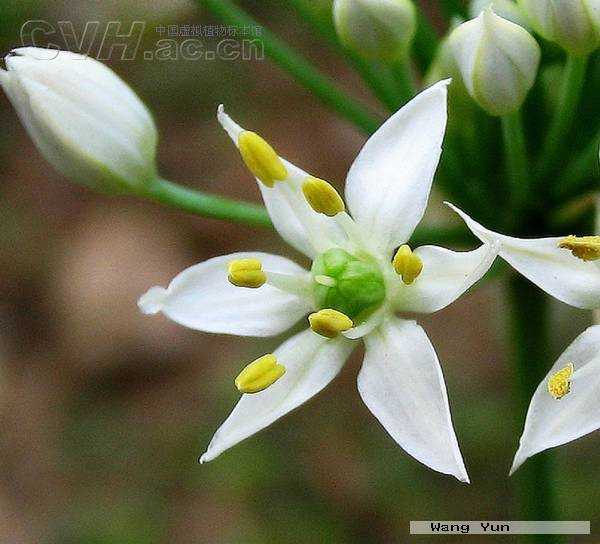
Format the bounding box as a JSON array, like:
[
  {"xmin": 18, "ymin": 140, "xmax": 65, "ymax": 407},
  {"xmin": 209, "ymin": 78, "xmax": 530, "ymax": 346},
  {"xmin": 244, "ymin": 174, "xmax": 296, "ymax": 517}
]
[
  {"xmin": 447, "ymin": 204, "xmax": 600, "ymax": 471},
  {"xmin": 139, "ymin": 81, "xmax": 498, "ymax": 482}
]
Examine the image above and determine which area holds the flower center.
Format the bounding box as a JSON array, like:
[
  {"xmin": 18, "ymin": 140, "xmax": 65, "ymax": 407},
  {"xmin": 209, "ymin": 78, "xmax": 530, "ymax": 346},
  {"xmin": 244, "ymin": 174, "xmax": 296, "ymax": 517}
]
[{"xmin": 311, "ymin": 248, "xmax": 386, "ymax": 320}]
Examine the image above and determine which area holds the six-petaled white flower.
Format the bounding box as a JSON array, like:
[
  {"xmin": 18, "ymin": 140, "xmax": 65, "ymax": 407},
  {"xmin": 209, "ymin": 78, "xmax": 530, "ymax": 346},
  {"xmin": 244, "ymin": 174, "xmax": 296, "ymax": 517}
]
[
  {"xmin": 139, "ymin": 81, "xmax": 498, "ymax": 482},
  {"xmin": 449, "ymin": 204, "xmax": 600, "ymax": 473}
]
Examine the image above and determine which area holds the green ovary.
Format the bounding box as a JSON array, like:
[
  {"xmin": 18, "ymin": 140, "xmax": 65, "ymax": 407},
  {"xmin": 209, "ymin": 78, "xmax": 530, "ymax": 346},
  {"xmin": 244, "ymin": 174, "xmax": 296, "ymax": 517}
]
[{"xmin": 311, "ymin": 248, "xmax": 386, "ymax": 319}]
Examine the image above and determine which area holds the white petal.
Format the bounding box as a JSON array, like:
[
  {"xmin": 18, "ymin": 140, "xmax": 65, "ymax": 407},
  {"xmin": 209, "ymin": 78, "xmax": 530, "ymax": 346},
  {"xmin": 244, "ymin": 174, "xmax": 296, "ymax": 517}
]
[
  {"xmin": 217, "ymin": 106, "xmax": 345, "ymax": 258},
  {"xmin": 511, "ymin": 325, "xmax": 600, "ymax": 475},
  {"xmin": 397, "ymin": 242, "xmax": 499, "ymax": 313},
  {"xmin": 344, "ymin": 80, "xmax": 450, "ymax": 255},
  {"xmin": 200, "ymin": 329, "xmax": 355, "ymax": 462},
  {"xmin": 448, "ymin": 203, "xmax": 600, "ymax": 309},
  {"xmin": 258, "ymin": 176, "xmax": 346, "ymax": 258},
  {"xmin": 138, "ymin": 252, "xmax": 312, "ymax": 337},
  {"xmin": 359, "ymin": 317, "xmax": 470, "ymax": 482}
]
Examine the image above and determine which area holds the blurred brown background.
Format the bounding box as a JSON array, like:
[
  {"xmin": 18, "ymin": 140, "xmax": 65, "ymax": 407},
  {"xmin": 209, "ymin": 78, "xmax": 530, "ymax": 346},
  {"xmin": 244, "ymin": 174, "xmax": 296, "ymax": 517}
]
[{"xmin": 0, "ymin": 1, "xmax": 597, "ymax": 543}]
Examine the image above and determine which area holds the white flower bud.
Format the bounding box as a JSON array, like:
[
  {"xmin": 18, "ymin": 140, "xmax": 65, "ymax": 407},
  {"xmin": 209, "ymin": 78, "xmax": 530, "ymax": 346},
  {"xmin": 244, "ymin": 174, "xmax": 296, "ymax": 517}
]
[
  {"xmin": 333, "ymin": 0, "xmax": 417, "ymax": 60},
  {"xmin": 518, "ymin": 0, "xmax": 599, "ymax": 55},
  {"xmin": 0, "ymin": 47, "xmax": 158, "ymax": 194},
  {"xmin": 450, "ymin": 9, "xmax": 541, "ymax": 116},
  {"xmin": 469, "ymin": 0, "xmax": 530, "ymax": 28}
]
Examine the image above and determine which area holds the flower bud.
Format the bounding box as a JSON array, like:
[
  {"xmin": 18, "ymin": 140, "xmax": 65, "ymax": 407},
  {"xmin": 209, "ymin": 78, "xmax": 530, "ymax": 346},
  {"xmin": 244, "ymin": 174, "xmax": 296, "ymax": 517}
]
[
  {"xmin": 449, "ymin": 8, "xmax": 541, "ymax": 116},
  {"xmin": 0, "ymin": 47, "xmax": 158, "ymax": 194},
  {"xmin": 518, "ymin": 0, "xmax": 600, "ymax": 55},
  {"xmin": 333, "ymin": 0, "xmax": 417, "ymax": 61},
  {"xmin": 470, "ymin": 0, "xmax": 530, "ymax": 27}
]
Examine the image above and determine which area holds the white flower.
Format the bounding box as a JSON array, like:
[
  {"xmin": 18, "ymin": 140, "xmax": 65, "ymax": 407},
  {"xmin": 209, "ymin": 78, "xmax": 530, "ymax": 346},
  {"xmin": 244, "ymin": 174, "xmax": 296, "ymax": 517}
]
[
  {"xmin": 139, "ymin": 81, "xmax": 498, "ymax": 482},
  {"xmin": 0, "ymin": 47, "xmax": 158, "ymax": 194},
  {"xmin": 518, "ymin": 0, "xmax": 600, "ymax": 55},
  {"xmin": 448, "ymin": 204, "xmax": 600, "ymax": 472},
  {"xmin": 449, "ymin": 8, "xmax": 541, "ymax": 116}
]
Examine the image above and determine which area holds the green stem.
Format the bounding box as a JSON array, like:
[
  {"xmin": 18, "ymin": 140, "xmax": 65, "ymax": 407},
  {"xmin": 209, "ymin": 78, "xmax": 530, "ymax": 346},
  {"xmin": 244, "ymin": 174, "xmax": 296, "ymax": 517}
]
[
  {"xmin": 439, "ymin": 0, "xmax": 468, "ymax": 19},
  {"xmin": 537, "ymin": 55, "xmax": 588, "ymax": 185},
  {"xmin": 413, "ymin": 7, "xmax": 440, "ymax": 73},
  {"xmin": 438, "ymin": 142, "xmax": 494, "ymax": 220},
  {"xmin": 288, "ymin": 0, "xmax": 404, "ymax": 111},
  {"xmin": 287, "ymin": 0, "xmax": 339, "ymax": 45},
  {"xmin": 143, "ymin": 179, "xmax": 467, "ymax": 248},
  {"xmin": 198, "ymin": 0, "xmax": 381, "ymax": 134},
  {"xmin": 391, "ymin": 56, "xmax": 417, "ymax": 105},
  {"xmin": 502, "ymin": 111, "xmax": 529, "ymax": 213},
  {"xmin": 144, "ymin": 178, "xmax": 272, "ymax": 228},
  {"xmin": 550, "ymin": 193, "xmax": 597, "ymax": 231},
  {"xmin": 410, "ymin": 225, "xmax": 470, "ymax": 248},
  {"xmin": 552, "ymin": 128, "xmax": 600, "ymax": 203},
  {"xmin": 508, "ymin": 276, "xmax": 558, "ymax": 544},
  {"xmin": 355, "ymin": 60, "xmax": 406, "ymax": 111}
]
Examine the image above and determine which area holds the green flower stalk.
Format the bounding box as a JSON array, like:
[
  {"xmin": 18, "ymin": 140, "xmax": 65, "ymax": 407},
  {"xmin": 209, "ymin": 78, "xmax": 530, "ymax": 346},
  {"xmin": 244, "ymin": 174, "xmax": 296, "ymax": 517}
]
[{"xmin": 0, "ymin": 46, "xmax": 273, "ymax": 228}]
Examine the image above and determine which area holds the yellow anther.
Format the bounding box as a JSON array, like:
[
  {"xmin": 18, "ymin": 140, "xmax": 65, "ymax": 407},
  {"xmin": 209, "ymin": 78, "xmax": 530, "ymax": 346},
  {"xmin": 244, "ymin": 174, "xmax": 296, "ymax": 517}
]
[
  {"xmin": 548, "ymin": 363, "xmax": 574, "ymax": 400},
  {"xmin": 235, "ymin": 354, "xmax": 286, "ymax": 394},
  {"xmin": 238, "ymin": 131, "xmax": 288, "ymax": 187},
  {"xmin": 228, "ymin": 258, "xmax": 266, "ymax": 288},
  {"xmin": 301, "ymin": 176, "xmax": 345, "ymax": 216},
  {"xmin": 392, "ymin": 245, "xmax": 423, "ymax": 285},
  {"xmin": 558, "ymin": 235, "xmax": 600, "ymax": 262},
  {"xmin": 308, "ymin": 308, "xmax": 353, "ymax": 338}
]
